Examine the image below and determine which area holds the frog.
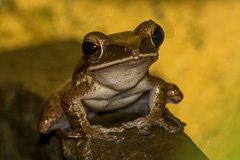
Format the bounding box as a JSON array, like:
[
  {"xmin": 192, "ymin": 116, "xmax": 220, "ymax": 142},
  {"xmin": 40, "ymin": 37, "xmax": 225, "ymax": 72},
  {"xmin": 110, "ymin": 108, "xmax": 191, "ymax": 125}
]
[{"xmin": 38, "ymin": 20, "xmax": 185, "ymax": 158}]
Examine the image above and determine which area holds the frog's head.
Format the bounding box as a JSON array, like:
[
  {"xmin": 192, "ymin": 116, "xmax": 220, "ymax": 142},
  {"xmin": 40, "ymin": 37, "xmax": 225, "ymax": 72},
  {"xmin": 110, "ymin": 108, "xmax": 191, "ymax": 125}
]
[{"xmin": 82, "ymin": 20, "xmax": 164, "ymax": 91}]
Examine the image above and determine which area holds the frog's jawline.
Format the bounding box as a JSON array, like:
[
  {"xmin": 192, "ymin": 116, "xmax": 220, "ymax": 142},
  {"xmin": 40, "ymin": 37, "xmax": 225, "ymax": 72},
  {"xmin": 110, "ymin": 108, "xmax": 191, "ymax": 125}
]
[{"xmin": 88, "ymin": 52, "xmax": 158, "ymax": 71}]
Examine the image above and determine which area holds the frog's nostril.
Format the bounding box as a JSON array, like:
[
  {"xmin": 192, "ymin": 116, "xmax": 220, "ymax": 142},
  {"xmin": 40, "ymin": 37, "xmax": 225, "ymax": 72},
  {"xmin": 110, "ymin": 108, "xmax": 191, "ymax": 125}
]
[{"xmin": 132, "ymin": 50, "xmax": 139, "ymax": 58}]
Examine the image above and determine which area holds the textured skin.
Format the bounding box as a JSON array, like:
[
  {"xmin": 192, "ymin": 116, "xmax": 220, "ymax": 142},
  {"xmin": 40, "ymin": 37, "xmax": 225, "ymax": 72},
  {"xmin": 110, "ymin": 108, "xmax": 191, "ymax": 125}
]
[{"xmin": 38, "ymin": 20, "xmax": 184, "ymax": 158}]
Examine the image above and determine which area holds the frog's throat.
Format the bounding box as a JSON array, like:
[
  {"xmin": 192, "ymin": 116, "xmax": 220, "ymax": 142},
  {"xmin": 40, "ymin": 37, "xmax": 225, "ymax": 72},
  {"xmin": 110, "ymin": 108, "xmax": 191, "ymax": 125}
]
[{"xmin": 88, "ymin": 52, "xmax": 158, "ymax": 71}]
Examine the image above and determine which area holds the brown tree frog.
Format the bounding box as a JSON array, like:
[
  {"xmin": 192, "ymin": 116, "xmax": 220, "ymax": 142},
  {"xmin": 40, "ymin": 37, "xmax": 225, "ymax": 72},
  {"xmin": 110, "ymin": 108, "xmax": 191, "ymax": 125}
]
[{"xmin": 38, "ymin": 20, "xmax": 185, "ymax": 158}]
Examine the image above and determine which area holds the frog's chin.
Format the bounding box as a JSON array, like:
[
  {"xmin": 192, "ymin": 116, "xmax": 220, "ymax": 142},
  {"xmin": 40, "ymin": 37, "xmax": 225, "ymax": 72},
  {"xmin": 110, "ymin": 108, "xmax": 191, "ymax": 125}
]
[{"xmin": 88, "ymin": 54, "xmax": 157, "ymax": 91}]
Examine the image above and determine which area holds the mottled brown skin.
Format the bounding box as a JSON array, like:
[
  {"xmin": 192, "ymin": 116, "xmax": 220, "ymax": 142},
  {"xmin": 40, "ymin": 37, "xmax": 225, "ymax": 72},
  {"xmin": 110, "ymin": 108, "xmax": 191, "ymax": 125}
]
[{"xmin": 38, "ymin": 20, "xmax": 184, "ymax": 158}]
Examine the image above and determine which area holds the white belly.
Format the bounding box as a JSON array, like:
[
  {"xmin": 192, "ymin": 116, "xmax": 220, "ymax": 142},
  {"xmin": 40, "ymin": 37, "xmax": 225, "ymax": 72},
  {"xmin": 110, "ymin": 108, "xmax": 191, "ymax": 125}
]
[
  {"xmin": 82, "ymin": 76, "xmax": 152, "ymax": 112},
  {"xmin": 83, "ymin": 93, "xmax": 143, "ymax": 111}
]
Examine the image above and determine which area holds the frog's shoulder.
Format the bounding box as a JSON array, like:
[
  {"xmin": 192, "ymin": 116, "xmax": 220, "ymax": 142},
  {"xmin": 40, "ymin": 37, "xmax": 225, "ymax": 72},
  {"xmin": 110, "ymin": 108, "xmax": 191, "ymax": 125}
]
[
  {"xmin": 72, "ymin": 57, "xmax": 88, "ymax": 86},
  {"xmin": 146, "ymin": 72, "xmax": 167, "ymax": 87}
]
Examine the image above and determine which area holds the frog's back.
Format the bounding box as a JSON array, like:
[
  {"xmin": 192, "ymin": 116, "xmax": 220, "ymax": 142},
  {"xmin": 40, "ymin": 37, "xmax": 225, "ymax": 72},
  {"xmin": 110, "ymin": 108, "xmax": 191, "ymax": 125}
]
[
  {"xmin": 38, "ymin": 58, "xmax": 87, "ymax": 134},
  {"xmin": 38, "ymin": 79, "xmax": 72, "ymax": 134}
]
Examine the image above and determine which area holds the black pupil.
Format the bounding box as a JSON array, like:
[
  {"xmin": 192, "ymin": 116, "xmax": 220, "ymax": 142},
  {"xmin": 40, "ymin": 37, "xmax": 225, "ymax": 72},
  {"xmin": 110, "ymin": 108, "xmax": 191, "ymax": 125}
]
[
  {"xmin": 152, "ymin": 25, "xmax": 164, "ymax": 47},
  {"xmin": 82, "ymin": 42, "xmax": 99, "ymax": 56}
]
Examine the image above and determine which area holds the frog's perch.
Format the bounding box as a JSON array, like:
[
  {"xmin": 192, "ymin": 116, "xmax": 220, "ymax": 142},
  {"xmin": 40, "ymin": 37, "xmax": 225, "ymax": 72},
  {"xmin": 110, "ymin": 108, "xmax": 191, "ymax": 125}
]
[
  {"xmin": 67, "ymin": 112, "xmax": 207, "ymax": 160},
  {"xmin": 0, "ymin": 40, "xmax": 208, "ymax": 160}
]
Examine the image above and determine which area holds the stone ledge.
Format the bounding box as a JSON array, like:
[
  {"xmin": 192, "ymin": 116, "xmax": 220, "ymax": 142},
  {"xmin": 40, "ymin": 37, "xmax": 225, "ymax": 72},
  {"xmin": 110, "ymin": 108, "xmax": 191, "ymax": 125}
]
[
  {"xmin": 0, "ymin": 41, "xmax": 208, "ymax": 160},
  {"xmin": 67, "ymin": 112, "xmax": 208, "ymax": 160}
]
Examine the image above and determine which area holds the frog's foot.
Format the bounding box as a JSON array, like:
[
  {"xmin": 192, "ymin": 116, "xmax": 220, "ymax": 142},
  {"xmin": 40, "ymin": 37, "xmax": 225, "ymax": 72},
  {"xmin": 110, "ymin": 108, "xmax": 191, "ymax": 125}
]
[
  {"xmin": 122, "ymin": 111, "xmax": 181, "ymax": 135},
  {"xmin": 80, "ymin": 126, "xmax": 125, "ymax": 157},
  {"xmin": 152, "ymin": 117, "xmax": 181, "ymax": 134},
  {"xmin": 163, "ymin": 108, "xmax": 186, "ymax": 129},
  {"xmin": 122, "ymin": 117, "xmax": 147, "ymax": 130},
  {"xmin": 92, "ymin": 125, "xmax": 125, "ymax": 134},
  {"xmin": 58, "ymin": 126, "xmax": 124, "ymax": 158}
]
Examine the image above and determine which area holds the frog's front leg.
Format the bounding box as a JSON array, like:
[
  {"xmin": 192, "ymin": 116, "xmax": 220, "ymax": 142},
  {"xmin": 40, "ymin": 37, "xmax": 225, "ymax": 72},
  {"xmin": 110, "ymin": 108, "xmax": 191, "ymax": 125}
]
[
  {"xmin": 61, "ymin": 83, "xmax": 124, "ymax": 157},
  {"xmin": 123, "ymin": 76, "xmax": 181, "ymax": 135},
  {"xmin": 142, "ymin": 76, "xmax": 183, "ymax": 135}
]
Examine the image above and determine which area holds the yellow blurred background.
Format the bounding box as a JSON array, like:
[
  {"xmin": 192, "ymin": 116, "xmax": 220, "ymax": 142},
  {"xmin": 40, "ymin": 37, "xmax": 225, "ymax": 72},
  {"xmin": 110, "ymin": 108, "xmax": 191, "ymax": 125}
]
[{"xmin": 1, "ymin": 0, "xmax": 240, "ymax": 159}]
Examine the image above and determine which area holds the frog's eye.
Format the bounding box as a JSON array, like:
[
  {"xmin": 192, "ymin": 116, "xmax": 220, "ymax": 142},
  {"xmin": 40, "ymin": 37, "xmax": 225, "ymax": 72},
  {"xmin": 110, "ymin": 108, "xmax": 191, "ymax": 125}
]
[
  {"xmin": 82, "ymin": 42, "xmax": 99, "ymax": 56},
  {"xmin": 151, "ymin": 25, "xmax": 164, "ymax": 48},
  {"xmin": 82, "ymin": 41, "xmax": 102, "ymax": 60}
]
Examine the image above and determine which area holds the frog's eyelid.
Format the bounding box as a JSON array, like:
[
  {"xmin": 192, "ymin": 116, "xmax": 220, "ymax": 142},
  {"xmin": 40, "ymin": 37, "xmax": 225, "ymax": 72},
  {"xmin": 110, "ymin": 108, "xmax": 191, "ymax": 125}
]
[
  {"xmin": 83, "ymin": 36, "xmax": 100, "ymax": 45},
  {"xmin": 134, "ymin": 20, "xmax": 156, "ymax": 36},
  {"xmin": 83, "ymin": 32, "xmax": 109, "ymax": 42}
]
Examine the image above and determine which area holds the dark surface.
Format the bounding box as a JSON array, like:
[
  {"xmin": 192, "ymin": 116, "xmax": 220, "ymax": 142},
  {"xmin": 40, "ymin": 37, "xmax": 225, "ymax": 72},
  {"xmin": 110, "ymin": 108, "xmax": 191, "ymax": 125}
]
[
  {"xmin": 69, "ymin": 113, "xmax": 208, "ymax": 160},
  {"xmin": 0, "ymin": 41, "xmax": 208, "ymax": 160}
]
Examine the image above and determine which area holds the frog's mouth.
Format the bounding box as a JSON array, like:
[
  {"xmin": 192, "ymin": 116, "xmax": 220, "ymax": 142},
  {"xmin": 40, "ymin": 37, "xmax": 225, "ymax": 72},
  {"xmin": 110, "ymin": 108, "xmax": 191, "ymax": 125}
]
[{"xmin": 88, "ymin": 52, "xmax": 158, "ymax": 71}]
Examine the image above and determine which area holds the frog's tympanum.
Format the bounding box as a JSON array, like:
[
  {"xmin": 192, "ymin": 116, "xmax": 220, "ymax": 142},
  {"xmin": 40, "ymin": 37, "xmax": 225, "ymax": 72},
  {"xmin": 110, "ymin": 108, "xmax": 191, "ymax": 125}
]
[{"xmin": 38, "ymin": 20, "xmax": 185, "ymax": 158}]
